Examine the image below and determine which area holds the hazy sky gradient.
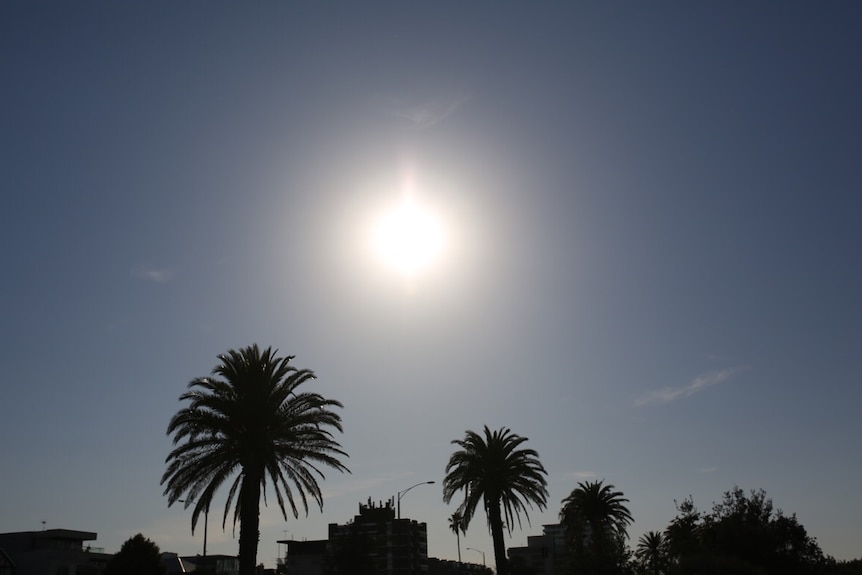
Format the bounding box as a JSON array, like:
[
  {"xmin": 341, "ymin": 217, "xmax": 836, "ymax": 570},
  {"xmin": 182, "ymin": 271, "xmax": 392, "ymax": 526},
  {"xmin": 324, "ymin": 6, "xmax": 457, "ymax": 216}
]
[{"xmin": 2, "ymin": 2, "xmax": 861, "ymax": 567}]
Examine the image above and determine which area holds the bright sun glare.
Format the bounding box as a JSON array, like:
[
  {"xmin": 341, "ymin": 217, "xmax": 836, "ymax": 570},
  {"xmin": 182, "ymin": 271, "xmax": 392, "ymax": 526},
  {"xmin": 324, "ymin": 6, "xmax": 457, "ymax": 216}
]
[{"xmin": 372, "ymin": 195, "xmax": 445, "ymax": 277}]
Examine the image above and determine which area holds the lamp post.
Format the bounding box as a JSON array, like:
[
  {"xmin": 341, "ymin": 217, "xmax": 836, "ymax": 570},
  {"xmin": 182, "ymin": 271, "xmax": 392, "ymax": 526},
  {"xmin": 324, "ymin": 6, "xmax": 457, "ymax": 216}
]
[
  {"xmin": 396, "ymin": 480, "xmax": 435, "ymax": 519},
  {"xmin": 179, "ymin": 499, "xmax": 209, "ymax": 557},
  {"xmin": 466, "ymin": 547, "xmax": 485, "ymax": 566}
]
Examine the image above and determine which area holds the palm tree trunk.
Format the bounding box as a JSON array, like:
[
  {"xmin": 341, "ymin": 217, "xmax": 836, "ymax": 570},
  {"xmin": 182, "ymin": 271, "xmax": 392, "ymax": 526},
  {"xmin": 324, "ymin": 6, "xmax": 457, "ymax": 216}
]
[
  {"xmin": 238, "ymin": 471, "xmax": 262, "ymax": 575},
  {"xmin": 488, "ymin": 500, "xmax": 508, "ymax": 575},
  {"xmin": 456, "ymin": 530, "xmax": 461, "ymax": 563}
]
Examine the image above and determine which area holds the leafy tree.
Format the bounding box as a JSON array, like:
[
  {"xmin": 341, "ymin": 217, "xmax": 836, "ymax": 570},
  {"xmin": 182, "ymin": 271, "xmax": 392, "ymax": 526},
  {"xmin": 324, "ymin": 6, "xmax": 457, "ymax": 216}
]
[
  {"xmin": 103, "ymin": 533, "xmax": 166, "ymax": 575},
  {"xmin": 827, "ymin": 559, "xmax": 862, "ymax": 575},
  {"xmin": 635, "ymin": 531, "xmax": 669, "ymax": 575},
  {"xmin": 161, "ymin": 344, "xmax": 350, "ymax": 575},
  {"xmin": 664, "ymin": 497, "xmax": 700, "ymax": 562},
  {"xmin": 449, "ymin": 511, "xmax": 466, "ymax": 562},
  {"xmin": 665, "ymin": 486, "xmax": 828, "ymax": 575},
  {"xmin": 560, "ymin": 480, "xmax": 634, "ymax": 575},
  {"xmin": 443, "ymin": 426, "xmax": 549, "ymax": 575}
]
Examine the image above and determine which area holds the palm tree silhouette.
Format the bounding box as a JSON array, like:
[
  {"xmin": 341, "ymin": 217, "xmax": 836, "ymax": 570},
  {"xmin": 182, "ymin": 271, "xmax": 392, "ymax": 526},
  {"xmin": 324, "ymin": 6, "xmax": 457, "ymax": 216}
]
[
  {"xmin": 443, "ymin": 426, "xmax": 548, "ymax": 575},
  {"xmin": 560, "ymin": 480, "xmax": 633, "ymax": 575},
  {"xmin": 635, "ymin": 530, "xmax": 668, "ymax": 575},
  {"xmin": 449, "ymin": 511, "xmax": 465, "ymax": 562},
  {"xmin": 161, "ymin": 344, "xmax": 349, "ymax": 575}
]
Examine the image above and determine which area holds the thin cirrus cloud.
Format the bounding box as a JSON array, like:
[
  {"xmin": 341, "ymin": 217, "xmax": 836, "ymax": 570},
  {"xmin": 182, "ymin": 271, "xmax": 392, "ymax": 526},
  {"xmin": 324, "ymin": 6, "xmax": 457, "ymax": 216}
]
[
  {"xmin": 635, "ymin": 366, "xmax": 750, "ymax": 407},
  {"xmin": 132, "ymin": 265, "xmax": 174, "ymax": 284},
  {"xmin": 381, "ymin": 92, "xmax": 471, "ymax": 129}
]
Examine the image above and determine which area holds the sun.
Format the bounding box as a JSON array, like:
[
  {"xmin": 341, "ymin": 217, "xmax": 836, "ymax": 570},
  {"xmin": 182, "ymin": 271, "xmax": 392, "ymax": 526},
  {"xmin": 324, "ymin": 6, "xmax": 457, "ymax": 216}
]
[{"xmin": 372, "ymin": 195, "xmax": 445, "ymax": 277}]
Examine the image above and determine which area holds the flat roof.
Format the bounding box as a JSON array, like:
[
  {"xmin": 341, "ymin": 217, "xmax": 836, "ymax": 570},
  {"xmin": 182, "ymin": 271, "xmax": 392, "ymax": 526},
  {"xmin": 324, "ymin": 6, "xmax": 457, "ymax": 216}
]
[{"xmin": 32, "ymin": 529, "xmax": 98, "ymax": 541}]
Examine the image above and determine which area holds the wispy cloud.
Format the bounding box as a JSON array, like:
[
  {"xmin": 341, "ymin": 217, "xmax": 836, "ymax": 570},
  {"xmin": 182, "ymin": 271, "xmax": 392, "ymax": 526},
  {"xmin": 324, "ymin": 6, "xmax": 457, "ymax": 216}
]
[
  {"xmin": 132, "ymin": 265, "xmax": 174, "ymax": 284},
  {"xmin": 382, "ymin": 91, "xmax": 471, "ymax": 129},
  {"xmin": 635, "ymin": 366, "xmax": 749, "ymax": 407}
]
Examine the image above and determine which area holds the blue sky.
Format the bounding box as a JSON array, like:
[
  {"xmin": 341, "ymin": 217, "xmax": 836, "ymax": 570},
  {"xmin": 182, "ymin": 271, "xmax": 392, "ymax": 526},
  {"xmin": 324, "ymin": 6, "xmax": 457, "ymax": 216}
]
[{"xmin": 2, "ymin": 2, "xmax": 861, "ymax": 567}]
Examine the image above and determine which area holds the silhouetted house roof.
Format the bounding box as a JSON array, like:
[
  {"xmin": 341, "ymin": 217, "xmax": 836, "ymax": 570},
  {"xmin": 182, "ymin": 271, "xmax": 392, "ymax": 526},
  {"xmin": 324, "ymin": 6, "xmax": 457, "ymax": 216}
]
[
  {"xmin": 0, "ymin": 548, "xmax": 15, "ymax": 575},
  {"xmin": 180, "ymin": 554, "xmax": 239, "ymax": 575},
  {"xmin": 161, "ymin": 552, "xmax": 193, "ymax": 574},
  {"xmin": 0, "ymin": 529, "xmax": 110, "ymax": 575}
]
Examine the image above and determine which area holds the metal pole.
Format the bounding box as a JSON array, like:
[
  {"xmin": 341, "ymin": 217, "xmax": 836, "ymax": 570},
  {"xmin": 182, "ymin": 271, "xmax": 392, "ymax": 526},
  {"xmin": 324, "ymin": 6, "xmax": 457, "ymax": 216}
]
[
  {"xmin": 180, "ymin": 498, "xmax": 209, "ymax": 557},
  {"xmin": 203, "ymin": 506, "xmax": 208, "ymax": 557},
  {"xmin": 467, "ymin": 547, "xmax": 485, "ymax": 566},
  {"xmin": 396, "ymin": 481, "xmax": 435, "ymax": 520}
]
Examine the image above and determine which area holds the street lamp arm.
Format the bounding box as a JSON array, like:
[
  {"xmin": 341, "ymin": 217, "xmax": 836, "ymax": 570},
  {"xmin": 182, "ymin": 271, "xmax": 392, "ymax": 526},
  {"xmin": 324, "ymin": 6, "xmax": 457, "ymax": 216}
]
[
  {"xmin": 396, "ymin": 480, "xmax": 435, "ymax": 519},
  {"xmin": 398, "ymin": 480, "xmax": 435, "ymax": 498},
  {"xmin": 466, "ymin": 547, "xmax": 486, "ymax": 566}
]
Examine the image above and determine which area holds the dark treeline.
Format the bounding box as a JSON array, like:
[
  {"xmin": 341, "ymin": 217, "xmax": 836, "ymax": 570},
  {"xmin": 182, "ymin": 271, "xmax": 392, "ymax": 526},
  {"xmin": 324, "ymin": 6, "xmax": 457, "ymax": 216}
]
[
  {"xmin": 515, "ymin": 479, "xmax": 860, "ymax": 575},
  {"xmin": 440, "ymin": 424, "xmax": 860, "ymax": 575},
  {"xmin": 157, "ymin": 344, "xmax": 860, "ymax": 575}
]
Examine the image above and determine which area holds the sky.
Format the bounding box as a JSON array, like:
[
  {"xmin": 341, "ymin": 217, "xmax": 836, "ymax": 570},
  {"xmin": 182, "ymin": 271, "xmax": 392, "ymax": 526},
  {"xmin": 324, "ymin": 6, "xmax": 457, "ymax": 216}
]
[{"xmin": 2, "ymin": 1, "xmax": 861, "ymax": 568}]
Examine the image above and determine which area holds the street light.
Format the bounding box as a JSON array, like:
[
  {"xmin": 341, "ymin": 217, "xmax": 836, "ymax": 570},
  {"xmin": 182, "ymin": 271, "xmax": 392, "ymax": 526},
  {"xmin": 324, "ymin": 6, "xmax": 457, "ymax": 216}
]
[
  {"xmin": 396, "ymin": 480, "xmax": 435, "ymax": 519},
  {"xmin": 466, "ymin": 547, "xmax": 486, "ymax": 566},
  {"xmin": 178, "ymin": 499, "xmax": 209, "ymax": 557}
]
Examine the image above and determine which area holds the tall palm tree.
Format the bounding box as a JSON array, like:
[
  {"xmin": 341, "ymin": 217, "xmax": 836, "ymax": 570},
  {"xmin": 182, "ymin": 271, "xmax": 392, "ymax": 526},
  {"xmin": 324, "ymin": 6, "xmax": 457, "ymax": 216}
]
[
  {"xmin": 161, "ymin": 345, "xmax": 349, "ymax": 575},
  {"xmin": 449, "ymin": 511, "xmax": 465, "ymax": 562},
  {"xmin": 443, "ymin": 426, "xmax": 548, "ymax": 575},
  {"xmin": 560, "ymin": 480, "xmax": 633, "ymax": 575},
  {"xmin": 635, "ymin": 530, "xmax": 668, "ymax": 575}
]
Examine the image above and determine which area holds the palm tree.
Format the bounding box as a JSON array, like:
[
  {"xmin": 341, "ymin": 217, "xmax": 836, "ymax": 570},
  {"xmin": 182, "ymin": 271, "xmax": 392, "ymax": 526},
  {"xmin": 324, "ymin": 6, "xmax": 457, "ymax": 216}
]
[
  {"xmin": 449, "ymin": 511, "xmax": 465, "ymax": 562},
  {"xmin": 443, "ymin": 426, "xmax": 548, "ymax": 575},
  {"xmin": 635, "ymin": 530, "xmax": 668, "ymax": 575},
  {"xmin": 161, "ymin": 345, "xmax": 349, "ymax": 575},
  {"xmin": 560, "ymin": 480, "xmax": 633, "ymax": 575}
]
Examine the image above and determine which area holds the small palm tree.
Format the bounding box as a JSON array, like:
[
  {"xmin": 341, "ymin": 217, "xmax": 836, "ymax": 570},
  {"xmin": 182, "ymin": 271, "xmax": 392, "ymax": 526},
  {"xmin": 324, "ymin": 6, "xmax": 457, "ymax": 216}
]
[
  {"xmin": 443, "ymin": 426, "xmax": 548, "ymax": 575},
  {"xmin": 560, "ymin": 480, "xmax": 633, "ymax": 575},
  {"xmin": 161, "ymin": 345, "xmax": 349, "ymax": 575},
  {"xmin": 449, "ymin": 511, "xmax": 465, "ymax": 562},
  {"xmin": 635, "ymin": 530, "xmax": 668, "ymax": 575}
]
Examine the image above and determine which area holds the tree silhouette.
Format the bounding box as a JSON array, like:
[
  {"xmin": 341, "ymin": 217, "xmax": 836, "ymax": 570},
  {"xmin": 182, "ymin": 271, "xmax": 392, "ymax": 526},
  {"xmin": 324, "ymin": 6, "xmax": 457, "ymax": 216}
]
[
  {"xmin": 636, "ymin": 531, "xmax": 669, "ymax": 575},
  {"xmin": 443, "ymin": 426, "xmax": 548, "ymax": 575},
  {"xmin": 665, "ymin": 496, "xmax": 700, "ymax": 562},
  {"xmin": 161, "ymin": 344, "xmax": 349, "ymax": 575},
  {"xmin": 665, "ymin": 486, "xmax": 828, "ymax": 575},
  {"xmin": 103, "ymin": 533, "xmax": 166, "ymax": 575},
  {"xmin": 449, "ymin": 511, "xmax": 465, "ymax": 562},
  {"xmin": 560, "ymin": 480, "xmax": 633, "ymax": 575}
]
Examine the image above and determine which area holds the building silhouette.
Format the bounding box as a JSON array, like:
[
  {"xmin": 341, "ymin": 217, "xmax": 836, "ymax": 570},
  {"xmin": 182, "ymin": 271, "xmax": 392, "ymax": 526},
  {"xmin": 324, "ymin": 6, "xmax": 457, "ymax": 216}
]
[
  {"xmin": 280, "ymin": 498, "xmax": 429, "ymax": 575},
  {"xmin": 179, "ymin": 554, "xmax": 239, "ymax": 575},
  {"xmin": 278, "ymin": 540, "xmax": 327, "ymax": 575},
  {"xmin": 1, "ymin": 549, "xmax": 15, "ymax": 575},
  {"xmin": 506, "ymin": 524, "xmax": 569, "ymax": 575},
  {"xmin": 0, "ymin": 529, "xmax": 111, "ymax": 575},
  {"xmin": 426, "ymin": 558, "xmax": 492, "ymax": 575}
]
